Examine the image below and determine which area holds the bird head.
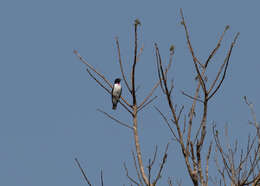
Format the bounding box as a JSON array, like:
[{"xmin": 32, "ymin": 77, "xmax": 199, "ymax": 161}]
[{"xmin": 114, "ymin": 78, "xmax": 121, "ymax": 84}]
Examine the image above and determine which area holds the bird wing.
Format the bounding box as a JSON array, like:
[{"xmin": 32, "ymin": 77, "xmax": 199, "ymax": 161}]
[
  {"xmin": 119, "ymin": 87, "xmax": 122, "ymax": 99},
  {"xmin": 111, "ymin": 86, "xmax": 114, "ymax": 99}
]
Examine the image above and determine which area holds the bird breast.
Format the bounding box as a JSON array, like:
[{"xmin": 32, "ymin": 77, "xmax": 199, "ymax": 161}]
[{"xmin": 113, "ymin": 84, "xmax": 121, "ymax": 97}]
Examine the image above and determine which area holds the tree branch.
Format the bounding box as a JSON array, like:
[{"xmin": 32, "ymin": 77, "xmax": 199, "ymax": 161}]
[
  {"xmin": 115, "ymin": 37, "xmax": 132, "ymax": 93},
  {"xmin": 123, "ymin": 162, "xmax": 140, "ymax": 185},
  {"xmin": 75, "ymin": 158, "xmax": 92, "ymax": 186},
  {"xmin": 74, "ymin": 50, "xmax": 133, "ymax": 111},
  {"xmin": 153, "ymin": 143, "xmax": 170, "ymax": 185},
  {"xmin": 97, "ymin": 109, "xmax": 133, "ymax": 130},
  {"xmin": 180, "ymin": 8, "xmax": 207, "ymax": 94},
  {"xmin": 207, "ymin": 32, "xmax": 240, "ymax": 100}
]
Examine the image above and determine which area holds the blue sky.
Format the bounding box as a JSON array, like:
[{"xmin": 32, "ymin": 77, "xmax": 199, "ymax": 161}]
[{"xmin": 0, "ymin": 0, "xmax": 260, "ymax": 185}]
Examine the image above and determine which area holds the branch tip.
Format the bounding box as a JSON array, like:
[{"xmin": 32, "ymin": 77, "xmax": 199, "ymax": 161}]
[{"xmin": 134, "ymin": 19, "xmax": 141, "ymax": 26}]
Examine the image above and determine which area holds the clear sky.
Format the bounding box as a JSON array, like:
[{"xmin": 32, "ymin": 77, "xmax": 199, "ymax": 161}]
[{"xmin": 1, "ymin": 0, "xmax": 260, "ymax": 185}]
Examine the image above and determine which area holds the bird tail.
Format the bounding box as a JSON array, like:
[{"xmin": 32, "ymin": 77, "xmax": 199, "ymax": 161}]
[{"xmin": 112, "ymin": 103, "xmax": 117, "ymax": 110}]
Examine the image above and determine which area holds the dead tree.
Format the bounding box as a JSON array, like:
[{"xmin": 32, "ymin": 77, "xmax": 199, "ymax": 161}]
[
  {"xmin": 155, "ymin": 9, "xmax": 239, "ymax": 186},
  {"xmin": 74, "ymin": 19, "xmax": 169, "ymax": 186}
]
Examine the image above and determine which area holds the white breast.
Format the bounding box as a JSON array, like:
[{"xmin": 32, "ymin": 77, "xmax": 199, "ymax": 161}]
[{"xmin": 113, "ymin": 84, "xmax": 121, "ymax": 97}]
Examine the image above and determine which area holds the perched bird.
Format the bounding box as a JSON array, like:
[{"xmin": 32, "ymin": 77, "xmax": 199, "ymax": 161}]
[{"xmin": 111, "ymin": 78, "xmax": 122, "ymax": 110}]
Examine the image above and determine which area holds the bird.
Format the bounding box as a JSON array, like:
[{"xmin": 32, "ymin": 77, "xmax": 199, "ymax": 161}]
[{"xmin": 111, "ymin": 78, "xmax": 122, "ymax": 110}]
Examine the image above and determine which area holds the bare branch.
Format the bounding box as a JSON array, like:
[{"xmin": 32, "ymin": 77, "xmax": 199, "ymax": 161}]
[
  {"xmin": 138, "ymin": 96, "xmax": 158, "ymax": 112},
  {"xmin": 155, "ymin": 39, "xmax": 199, "ymax": 185},
  {"xmin": 180, "ymin": 8, "xmax": 207, "ymax": 94},
  {"xmin": 97, "ymin": 109, "xmax": 133, "ymax": 130},
  {"xmin": 244, "ymin": 96, "xmax": 259, "ymax": 129},
  {"xmin": 86, "ymin": 69, "xmax": 111, "ymax": 94},
  {"xmin": 151, "ymin": 145, "xmax": 158, "ymax": 168},
  {"xmin": 136, "ymin": 43, "xmax": 144, "ymax": 62},
  {"xmin": 168, "ymin": 177, "xmax": 173, "ymax": 186},
  {"xmin": 138, "ymin": 82, "xmax": 160, "ymax": 110},
  {"xmin": 87, "ymin": 68, "xmax": 133, "ymax": 115},
  {"xmin": 101, "ymin": 169, "xmax": 104, "ymax": 186},
  {"xmin": 155, "ymin": 45, "xmax": 165, "ymax": 94},
  {"xmin": 205, "ymin": 25, "xmax": 230, "ymax": 68},
  {"xmin": 74, "ymin": 50, "xmax": 132, "ymax": 111},
  {"xmin": 74, "ymin": 50, "xmax": 112, "ymax": 88},
  {"xmin": 132, "ymin": 151, "xmax": 144, "ymax": 186},
  {"xmin": 207, "ymin": 32, "xmax": 239, "ymax": 100},
  {"xmin": 177, "ymin": 105, "xmax": 185, "ymax": 124},
  {"xmin": 131, "ymin": 20, "xmax": 139, "ymax": 105},
  {"xmin": 153, "ymin": 143, "xmax": 170, "ymax": 185},
  {"xmin": 138, "ymin": 43, "xmax": 174, "ymax": 110},
  {"xmin": 214, "ymin": 151, "xmax": 227, "ymax": 186},
  {"xmin": 148, "ymin": 159, "xmax": 151, "ymax": 186},
  {"xmin": 155, "ymin": 106, "xmax": 180, "ymax": 143},
  {"xmin": 123, "ymin": 162, "xmax": 139, "ymax": 185},
  {"xmin": 75, "ymin": 158, "xmax": 92, "ymax": 186},
  {"xmin": 206, "ymin": 142, "xmax": 213, "ymax": 185},
  {"xmin": 181, "ymin": 90, "xmax": 204, "ymax": 103},
  {"xmin": 130, "ymin": 19, "xmax": 150, "ymax": 185},
  {"xmin": 115, "ymin": 37, "xmax": 132, "ymax": 93}
]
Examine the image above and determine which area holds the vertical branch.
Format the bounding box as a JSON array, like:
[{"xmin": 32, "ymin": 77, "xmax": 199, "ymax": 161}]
[
  {"xmin": 133, "ymin": 112, "xmax": 149, "ymax": 185},
  {"xmin": 132, "ymin": 150, "xmax": 144, "ymax": 186},
  {"xmin": 205, "ymin": 142, "xmax": 213, "ymax": 185},
  {"xmin": 131, "ymin": 19, "xmax": 139, "ymax": 104},
  {"xmin": 155, "ymin": 44, "xmax": 199, "ymax": 185},
  {"xmin": 179, "ymin": 8, "xmax": 239, "ymax": 186},
  {"xmin": 188, "ymin": 25, "xmax": 229, "ymax": 147},
  {"xmin": 100, "ymin": 169, "xmax": 104, "ymax": 186},
  {"xmin": 131, "ymin": 19, "xmax": 149, "ymax": 185},
  {"xmin": 180, "ymin": 9, "xmax": 210, "ymax": 186},
  {"xmin": 180, "ymin": 9, "xmax": 207, "ymax": 93}
]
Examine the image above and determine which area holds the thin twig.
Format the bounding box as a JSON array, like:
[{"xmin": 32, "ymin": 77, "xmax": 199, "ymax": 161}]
[
  {"xmin": 132, "ymin": 150, "xmax": 144, "ymax": 186},
  {"xmin": 180, "ymin": 8, "xmax": 207, "ymax": 93},
  {"xmin": 181, "ymin": 91, "xmax": 204, "ymax": 103},
  {"xmin": 177, "ymin": 105, "xmax": 185, "ymax": 124},
  {"xmin": 153, "ymin": 143, "xmax": 170, "ymax": 185},
  {"xmin": 74, "ymin": 50, "xmax": 112, "ymax": 88},
  {"xmin": 97, "ymin": 109, "xmax": 133, "ymax": 130},
  {"xmin": 115, "ymin": 37, "xmax": 132, "ymax": 93},
  {"xmin": 155, "ymin": 106, "xmax": 180, "ymax": 143},
  {"xmin": 75, "ymin": 158, "xmax": 92, "ymax": 186},
  {"xmin": 101, "ymin": 169, "xmax": 104, "ymax": 186},
  {"xmin": 138, "ymin": 96, "xmax": 158, "ymax": 112},
  {"xmin": 86, "ymin": 69, "xmax": 111, "ymax": 94},
  {"xmin": 168, "ymin": 177, "xmax": 173, "ymax": 186},
  {"xmin": 138, "ymin": 82, "xmax": 160, "ymax": 110},
  {"xmin": 207, "ymin": 32, "xmax": 239, "ymax": 100},
  {"xmin": 136, "ymin": 43, "xmax": 144, "ymax": 62},
  {"xmin": 123, "ymin": 162, "xmax": 139, "ymax": 185},
  {"xmin": 206, "ymin": 142, "xmax": 213, "ymax": 185},
  {"xmin": 205, "ymin": 25, "xmax": 230, "ymax": 68},
  {"xmin": 149, "ymin": 145, "xmax": 158, "ymax": 169}
]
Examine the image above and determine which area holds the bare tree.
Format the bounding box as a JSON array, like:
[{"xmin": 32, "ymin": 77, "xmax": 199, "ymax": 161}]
[
  {"xmin": 74, "ymin": 19, "xmax": 169, "ymax": 186},
  {"xmin": 154, "ymin": 8, "xmax": 239, "ymax": 186},
  {"xmin": 74, "ymin": 8, "xmax": 260, "ymax": 186}
]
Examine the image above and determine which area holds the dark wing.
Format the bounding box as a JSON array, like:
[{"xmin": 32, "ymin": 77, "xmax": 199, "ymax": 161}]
[
  {"xmin": 119, "ymin": 87, "xmax": 122, "ymax": 100},
  {"xmin": 111, "ymin": 86, "xmax": 114, "ymax": 99}
]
